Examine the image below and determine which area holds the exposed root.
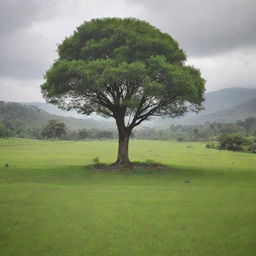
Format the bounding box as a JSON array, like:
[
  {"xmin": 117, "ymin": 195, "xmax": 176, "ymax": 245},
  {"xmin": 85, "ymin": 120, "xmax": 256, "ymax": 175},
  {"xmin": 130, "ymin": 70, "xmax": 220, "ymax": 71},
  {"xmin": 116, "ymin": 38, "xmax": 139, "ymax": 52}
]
[
  {"xmin": 111, "ymin": 160, "xmax": 133, "ymax": 170},
  {"xmin": 92, "ymin": 160, "xmax": 167, "ymax": 172}
]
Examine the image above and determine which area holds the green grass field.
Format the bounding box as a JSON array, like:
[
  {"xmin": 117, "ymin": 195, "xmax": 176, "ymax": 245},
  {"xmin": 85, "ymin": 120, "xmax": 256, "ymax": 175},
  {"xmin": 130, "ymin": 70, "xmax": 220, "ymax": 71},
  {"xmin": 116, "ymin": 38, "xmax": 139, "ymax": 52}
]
[{"xmin": 0, "ymin": 138, "xmax": 255, "ymax": 256}]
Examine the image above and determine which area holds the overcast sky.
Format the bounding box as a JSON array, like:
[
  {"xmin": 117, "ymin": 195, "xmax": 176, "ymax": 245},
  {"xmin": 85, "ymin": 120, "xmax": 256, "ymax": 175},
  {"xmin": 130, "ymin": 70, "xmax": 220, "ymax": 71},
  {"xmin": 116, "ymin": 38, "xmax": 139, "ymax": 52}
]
[{"xmin": 1, "ymin": 0, "xmax": 256, "ymax": 102}]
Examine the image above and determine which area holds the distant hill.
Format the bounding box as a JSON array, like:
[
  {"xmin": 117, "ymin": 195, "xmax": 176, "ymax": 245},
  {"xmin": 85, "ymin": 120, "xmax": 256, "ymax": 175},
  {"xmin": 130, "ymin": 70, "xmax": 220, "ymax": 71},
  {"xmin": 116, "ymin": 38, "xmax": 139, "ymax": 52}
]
[
  {"xmin": 146, "ymin": 87, "xmax": 256, "ymax": 126},
  {"xmin": 0, "ymin": 101, "xmax": 114, "ymax": 130},
  {"xmin": 2, "ymin": 87, "xmax": 256, "ymax": 130},
  {"xmin": 27, "ymin": 87, "xmax": 256, "ymax": 122},
  {"xmin": 203, "ymin": 87, "xmax": 256, "ymax": 113},
  {"xmin": 190, "ymin": 97, "xmax": 256, "ymax": 123},
  {"xmin": 23, "ymin": 102, "xmax": 87, "ymax": 119},
  {"xmin": 182, "ymin": 87, "xmax": 256, "ymax": 124}
]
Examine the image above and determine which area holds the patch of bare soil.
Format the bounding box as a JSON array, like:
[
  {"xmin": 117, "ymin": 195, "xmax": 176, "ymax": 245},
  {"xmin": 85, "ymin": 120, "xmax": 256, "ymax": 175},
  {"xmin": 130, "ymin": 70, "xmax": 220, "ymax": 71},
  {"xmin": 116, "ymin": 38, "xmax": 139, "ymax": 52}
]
[{"xmin": 92, "ymin": 161, "xmax": 167, "ymax": 172}]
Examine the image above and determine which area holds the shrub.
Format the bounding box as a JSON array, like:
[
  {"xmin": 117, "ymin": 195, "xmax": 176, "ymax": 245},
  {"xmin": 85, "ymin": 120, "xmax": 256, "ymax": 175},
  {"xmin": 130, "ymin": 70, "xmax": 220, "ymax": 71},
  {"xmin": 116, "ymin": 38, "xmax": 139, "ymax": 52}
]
[
  {"xmin": 144, "ymin": 159, "xmax": 157, "ymax": 165},
  {"xmin": 206, "ymin": 142, "xmax": 216, "ymax": 149},
  {"xmin": 0, "ymin": 124, "xmax": 10, "ymax": 138},
  {"xmin": 41, "ymin": 120, "xmax": 66, "ymax": 139},
  {"xmin": 92, "ymin": 156, "xmax": 100, "ymax": 166},
  {"xmin": 248, "ymin": 143, "xmax": 256, "ymax": 153},
  {"xmin": 218, "ymin": 133, "xmax": 249, "ymax": 151}
]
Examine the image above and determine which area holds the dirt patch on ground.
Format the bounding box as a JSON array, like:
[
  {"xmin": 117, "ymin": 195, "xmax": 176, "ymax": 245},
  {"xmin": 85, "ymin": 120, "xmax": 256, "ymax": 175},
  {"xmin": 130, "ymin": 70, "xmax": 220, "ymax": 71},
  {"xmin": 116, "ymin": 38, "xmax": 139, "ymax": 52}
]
[{"xmin": 92, "ymin": 161, "xmax": 168, "ymax": 172}]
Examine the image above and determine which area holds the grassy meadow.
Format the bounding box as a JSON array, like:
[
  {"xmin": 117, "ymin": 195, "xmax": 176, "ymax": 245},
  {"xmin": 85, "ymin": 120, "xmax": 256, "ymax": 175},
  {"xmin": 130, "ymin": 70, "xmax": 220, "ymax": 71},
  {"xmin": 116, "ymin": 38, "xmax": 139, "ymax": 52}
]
[{"xmin": 0, "ymin": 138, "xmax": 255, "ymax": 256}]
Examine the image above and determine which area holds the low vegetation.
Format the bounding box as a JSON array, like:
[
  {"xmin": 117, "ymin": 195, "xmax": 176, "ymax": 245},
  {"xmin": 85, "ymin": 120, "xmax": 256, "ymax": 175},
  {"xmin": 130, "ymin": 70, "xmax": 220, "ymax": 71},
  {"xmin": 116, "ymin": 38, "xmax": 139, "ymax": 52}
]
[
  {"xmin": 1, "ymin": 117, "xmax": 256, "ymax": 143},
  {"xmin": 41, "ymin": 120, "xmax": 66, "ymax": 139},
  {"xmin": 0, "ymin": 139, "xmax": 255, "ymax": 256},
  {"xmin": 206, "ymin": 133, "xmax": 256, "ymax": 153}
]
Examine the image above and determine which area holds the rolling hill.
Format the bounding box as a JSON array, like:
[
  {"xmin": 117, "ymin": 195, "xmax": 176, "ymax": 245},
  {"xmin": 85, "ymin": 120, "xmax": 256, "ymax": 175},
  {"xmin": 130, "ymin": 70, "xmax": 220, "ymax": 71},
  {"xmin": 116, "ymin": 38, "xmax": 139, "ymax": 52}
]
[
  {"xmin": 190, "ymin": 97, "xmax": 256, "ymax": 123},
  {"xmin": 0, "ymin": 101, "xmax": 114, "ymax": 130},
  {"xmin": 26, "ymin": 87, "xmax": 256, "ymax": 119},
  {"xmin": 23, "ymin": 102, "xmax": 87, "ymax": 119},
  {"xmin": 1, "ymin": 87, "xmax": 256, "ymax": 130},
  {"xmin": 203, "ymin": 87, "xmax": 256, "ymax": 113},
  {"xmin": 149, "ymin": 87, "xmax": 256, "ymax": 126}
]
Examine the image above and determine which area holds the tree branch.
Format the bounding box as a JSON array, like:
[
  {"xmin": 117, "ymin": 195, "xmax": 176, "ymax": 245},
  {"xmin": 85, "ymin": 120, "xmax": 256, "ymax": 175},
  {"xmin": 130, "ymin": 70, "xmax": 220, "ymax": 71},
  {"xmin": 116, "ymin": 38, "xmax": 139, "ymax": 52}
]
[{"xmin": 132, "ymin": 101, "xmax": 164, "ymax": 128}]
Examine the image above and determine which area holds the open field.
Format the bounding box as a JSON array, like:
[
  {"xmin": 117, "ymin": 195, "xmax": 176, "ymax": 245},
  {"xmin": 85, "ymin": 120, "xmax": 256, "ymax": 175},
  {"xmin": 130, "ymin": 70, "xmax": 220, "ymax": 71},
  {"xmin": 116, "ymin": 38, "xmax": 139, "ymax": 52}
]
[{"xmin": 0, "ymin": 138, "xmax": 255, "ymax": 256}]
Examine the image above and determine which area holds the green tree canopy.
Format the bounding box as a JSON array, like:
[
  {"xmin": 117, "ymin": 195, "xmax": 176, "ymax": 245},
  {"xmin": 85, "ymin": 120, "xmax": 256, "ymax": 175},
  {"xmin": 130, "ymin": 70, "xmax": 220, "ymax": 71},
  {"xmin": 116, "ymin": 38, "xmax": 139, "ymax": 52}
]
[
  {"xmin": 41, "ymin": 18, "xmax": 205, "ymax": 167},
  {"xmin": 0, "ymin": 124, "xmax": 10, "ymax": 138},
  {"xmin": 41, "ymin": 120, "xmax": 66, "ymax": 139}
]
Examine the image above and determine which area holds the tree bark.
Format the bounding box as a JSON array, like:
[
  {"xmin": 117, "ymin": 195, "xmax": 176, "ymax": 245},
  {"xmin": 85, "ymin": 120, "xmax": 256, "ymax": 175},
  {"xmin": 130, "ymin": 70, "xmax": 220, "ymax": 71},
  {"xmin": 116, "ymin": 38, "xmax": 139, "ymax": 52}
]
[{"xmin": 113, "ymin": 128, "xmax": 132, "ymax": 168}]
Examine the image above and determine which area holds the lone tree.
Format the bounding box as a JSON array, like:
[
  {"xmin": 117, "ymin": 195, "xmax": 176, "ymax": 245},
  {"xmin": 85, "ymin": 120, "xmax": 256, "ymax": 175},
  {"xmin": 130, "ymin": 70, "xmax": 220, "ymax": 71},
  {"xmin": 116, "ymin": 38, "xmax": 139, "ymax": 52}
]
[{"xmin": 41, "ymin": 18, "xmax": 205, "ymax": 167}]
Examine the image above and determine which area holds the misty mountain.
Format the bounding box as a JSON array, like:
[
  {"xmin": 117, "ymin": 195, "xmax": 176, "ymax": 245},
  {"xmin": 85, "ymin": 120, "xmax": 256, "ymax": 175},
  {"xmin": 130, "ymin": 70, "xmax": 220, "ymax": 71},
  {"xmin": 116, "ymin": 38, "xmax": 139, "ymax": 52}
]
[
  {"xmin": 23, "ymin": 102, "xmax": 87, "ymax": 119},
  {"xmin": 203, "ymin": 87, "xmax": 256, "ymax": 113},
  {"xmin": 190, "ymin": 97, "xmax": 256, "ymax": 123},
  {"xmin": 145, "ymin": 87, "xmax": 256, "ymax": 126},
  {"xmin": 26, "ymin": 87, "xmax": 256, "ymax": 122},
  {"xmin": 181, "ymin": 87, "xmax": 256, "ymax": 124},
  {"xmin": 0, "ymin": 101, "xmax": 114, "ymax": 130},
  {"xmin": 3, "ymin": 87, "xmax": 256, "ymax": 130}
]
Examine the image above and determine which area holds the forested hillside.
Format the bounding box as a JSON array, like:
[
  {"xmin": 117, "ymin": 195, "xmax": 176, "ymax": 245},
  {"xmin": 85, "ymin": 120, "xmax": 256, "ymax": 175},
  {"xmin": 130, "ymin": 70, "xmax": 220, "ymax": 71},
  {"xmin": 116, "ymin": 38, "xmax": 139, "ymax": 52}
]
[
  {"xmin": 26, "ymin": 87, "xmax": 256, "ymax": 126},
  {"xmin": 0, "ymin": 101, "xmax": 114, "ymax": 130}
]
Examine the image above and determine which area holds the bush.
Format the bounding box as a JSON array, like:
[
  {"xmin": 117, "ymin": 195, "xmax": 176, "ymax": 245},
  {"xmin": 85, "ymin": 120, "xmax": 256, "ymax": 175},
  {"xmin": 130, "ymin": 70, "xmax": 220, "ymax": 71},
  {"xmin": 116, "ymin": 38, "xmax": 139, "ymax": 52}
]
[
  {"xmin": 248, "ymin": 143, "xmax": 256, "ymax": 153},
  {"xmin": 41, "ymin": 120, "xmax": 66, "ymax": 139},
  {"xmin": 206, "ymin": 142, "xmax": 216, "ymax": 149},
  {"xmin": 218, "ymin": 133, "xmax": 249, "ymax": 151},
  {"xmin": 92, "ymin": 156, "xmax": 100, "ymax": 166},
  {"xmin": 0, "ymin": 124, "xmax": 10, "ymax": 138},
  {"xmin": 78, "ymin": 129, "xmax": 88, "ymax": 139}
]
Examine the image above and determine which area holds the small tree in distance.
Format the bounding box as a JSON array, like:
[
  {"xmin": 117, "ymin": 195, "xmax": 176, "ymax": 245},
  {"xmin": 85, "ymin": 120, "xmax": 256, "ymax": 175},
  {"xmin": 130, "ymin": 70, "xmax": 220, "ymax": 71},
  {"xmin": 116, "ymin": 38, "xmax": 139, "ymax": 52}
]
[
  {"xmin": 41, "ymin": 18, "xmax": 205, "ymax": 167},
  {"xmin": 41, "ymin": 120, "xmax": 66, "ymax": 139},
  {"xmin": 0, "ymin": 124, "xmax": 10, "ymax": 138}
]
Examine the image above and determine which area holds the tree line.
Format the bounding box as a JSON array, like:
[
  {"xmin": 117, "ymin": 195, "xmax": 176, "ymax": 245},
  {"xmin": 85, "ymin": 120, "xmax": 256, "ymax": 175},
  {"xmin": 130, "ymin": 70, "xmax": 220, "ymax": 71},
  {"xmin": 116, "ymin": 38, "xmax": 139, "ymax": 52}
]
[
  {"xmin": 206, "ymin": 133, "xmax": 256, "ymax": 154},
  {"xmin": 0, "ymin": 119, "xmax": 115, "ymax": 140},
  {"xmin": 135, "ymin": 117, "xmax": 256, "ymax": 141},
  {"xmin": 1, "ymin": 117, "xmax": 256, "ymax": 142}
]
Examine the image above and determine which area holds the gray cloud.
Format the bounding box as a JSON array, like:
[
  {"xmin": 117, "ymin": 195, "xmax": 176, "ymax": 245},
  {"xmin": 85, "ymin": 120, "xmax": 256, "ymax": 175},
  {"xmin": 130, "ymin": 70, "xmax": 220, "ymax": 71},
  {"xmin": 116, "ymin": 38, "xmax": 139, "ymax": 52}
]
[
  {"xmin": 0, "ymin": 0, "xmax": 62, "ymax": 80},
  {"xmin": 0, "ymin": 0, "xmax": 141, "ymax": 80},
  {"xmin": 0, "ymin": 0, "xmax": 256, "ymax": 102},
  {"xmin": 0, "ymin": 0, "xmax": 58, "ymax": 35},
  {"xmin": 0, "ymin": 30, "xmax": 53, "ymax": 79},
  {"xmin": 0, "ymin": 77, "xmax": 44, "ymax": 102},
  {"xmin": 128, "ymin": 0, "xmax": 256, "ymax": 56},
  {"xmin": 187, "ymin": 48, "xmax": 256, "ymax": 91}
]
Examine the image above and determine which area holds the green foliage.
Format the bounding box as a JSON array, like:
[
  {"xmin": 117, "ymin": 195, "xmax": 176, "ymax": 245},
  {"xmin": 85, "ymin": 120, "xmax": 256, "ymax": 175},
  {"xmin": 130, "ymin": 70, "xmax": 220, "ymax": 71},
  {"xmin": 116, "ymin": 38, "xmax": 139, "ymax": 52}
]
[
  {"xmin": 243, "ymin": 116, "xmax": 256, "ymax": 135},
  {"xmin": 248, "ymin": 142, "xmax": 256, "ymax": 153},
  {"xmin": 135, "ymin": 117, "xmax": 256, "ymax": 142},
  {"xmin": 1, "ymin": 100, "xmax": 255, "ymax": 142},
  {"xmin": 78, "ymin": 129, "xmax": 88, "ymax": 139},
  {"xmin": 0, "ymin": 101, "xmax": 114, "ymax": 133},
  {"xmin": 41, "ymin": 120, "xmax": 66, "ymax": 139},
  {"xmin": 41, "ymin": 17, "xmax": 205, "ymax": 125},
  {"xmin": 218, "ymin": 133, "xmax": 249, "ymax": 151},
  {"xmin": 0, "ymin": 124, "xmax": 10, "ymax": 138},
  {"xmin": 206, "ymin": 142, "xmax": 217, "ymax": 149},
  {"xmin": 217, "ymin": 133, "xmax": 256, "ymax": 153},
  {"xmin": 92, "ymin": 156, "xmax": 100, "ymax": 166}
]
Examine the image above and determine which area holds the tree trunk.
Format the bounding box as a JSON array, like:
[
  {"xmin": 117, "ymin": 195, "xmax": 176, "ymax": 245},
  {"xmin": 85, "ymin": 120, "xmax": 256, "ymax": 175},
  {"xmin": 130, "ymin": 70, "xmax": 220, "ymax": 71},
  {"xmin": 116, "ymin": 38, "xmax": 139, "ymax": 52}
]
[{"xmin": 113, "ymin": 129, "xmax": 132, "ymax": 168}]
